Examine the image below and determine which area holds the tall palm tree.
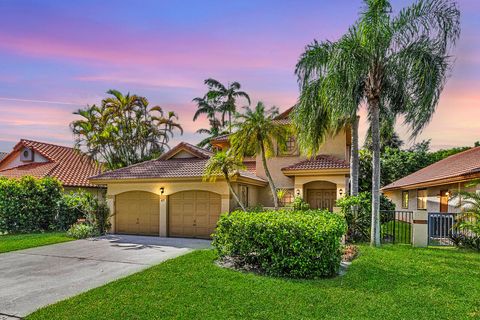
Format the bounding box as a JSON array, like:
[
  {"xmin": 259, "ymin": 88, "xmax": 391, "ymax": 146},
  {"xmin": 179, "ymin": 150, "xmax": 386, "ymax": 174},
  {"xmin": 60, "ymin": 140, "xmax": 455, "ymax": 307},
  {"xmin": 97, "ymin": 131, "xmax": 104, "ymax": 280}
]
[
  {"xmin": 230, "ymin": 102, "xmax": 290, "ymax": 210},
  {"xmin": 203, "ymin": 151, "xmax": 247, "ymax": 211},
  {"xmin": 294, "ymin": 0, "xmax": 460, "ymax": 246},
  {"xmin": 204, "ymin": 78, "xmax": 251, "ymax": 132}
]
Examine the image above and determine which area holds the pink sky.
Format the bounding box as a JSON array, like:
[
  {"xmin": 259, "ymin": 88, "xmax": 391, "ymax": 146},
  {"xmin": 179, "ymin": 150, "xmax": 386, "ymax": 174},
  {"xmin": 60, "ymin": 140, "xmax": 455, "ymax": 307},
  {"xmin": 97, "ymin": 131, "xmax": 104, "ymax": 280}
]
[{"xmin": 0, "ymin": 0, "xmax": 478, "ymax": 152}]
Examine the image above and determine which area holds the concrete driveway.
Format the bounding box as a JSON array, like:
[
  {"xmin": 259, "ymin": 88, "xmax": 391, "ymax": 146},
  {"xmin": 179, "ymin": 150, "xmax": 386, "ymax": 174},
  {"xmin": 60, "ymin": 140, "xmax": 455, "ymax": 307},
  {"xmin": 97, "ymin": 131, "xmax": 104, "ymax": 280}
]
[{"xmin": 0, "ymin": 235, "xmax": 210, "ymax": 318}]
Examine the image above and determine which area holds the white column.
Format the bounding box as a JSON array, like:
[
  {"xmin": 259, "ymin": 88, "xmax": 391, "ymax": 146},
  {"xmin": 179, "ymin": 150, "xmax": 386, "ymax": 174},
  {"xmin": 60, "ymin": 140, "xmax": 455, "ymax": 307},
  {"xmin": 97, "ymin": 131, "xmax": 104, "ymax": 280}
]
[
  {"xmin": 159, "ymin": 195, "xmax": 168, "ymax": 237},
  {"xmin": 412, "ymin": 210, "xmax": 429, "ymax": 247}
]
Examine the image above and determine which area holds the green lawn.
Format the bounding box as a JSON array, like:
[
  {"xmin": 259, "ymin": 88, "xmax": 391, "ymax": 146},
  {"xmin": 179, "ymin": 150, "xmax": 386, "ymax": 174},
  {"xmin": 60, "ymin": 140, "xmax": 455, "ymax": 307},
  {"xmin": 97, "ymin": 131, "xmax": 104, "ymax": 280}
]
[
  {"xmin": 0, "ymin": 232, "xmax": 74, "ymax": 253},
  {"xmin": 27, "ymin": 245, "xmax": 480, "ymax": 320},
  {"xmin": 381, "ymin": 220, "xmax": 412, "ymax": 244}
]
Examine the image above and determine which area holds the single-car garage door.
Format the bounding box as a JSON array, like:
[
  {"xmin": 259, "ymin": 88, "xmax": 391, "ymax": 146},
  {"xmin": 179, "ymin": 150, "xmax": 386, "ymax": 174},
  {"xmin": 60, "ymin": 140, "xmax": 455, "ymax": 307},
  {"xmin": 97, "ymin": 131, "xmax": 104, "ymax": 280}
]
[
  {"xmin": 169, "ymin": 191, "xmax": 221, "ymax": 238},
  {"xmin": 116, "ymin": 191, "xmax": 159, "ymax": 235}
]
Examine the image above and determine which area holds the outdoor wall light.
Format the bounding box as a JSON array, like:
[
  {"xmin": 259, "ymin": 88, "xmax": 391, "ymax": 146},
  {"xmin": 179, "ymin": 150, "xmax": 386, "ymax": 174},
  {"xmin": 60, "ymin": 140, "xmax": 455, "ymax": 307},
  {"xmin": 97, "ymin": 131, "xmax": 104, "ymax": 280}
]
[
  {"xmin": 160, "ymin": 187, "xmax": 165, "ymax": 194},
  {"xmin": 296, "ymin": 189, "xmax": 300, "ymax": 196},
  {"xmin": 339, "ymin": 189, "xmax": 344, "ymax": 196},
  {"xmin": 445, "ymin": 191, "xmax": 450, "ymax": 197}
]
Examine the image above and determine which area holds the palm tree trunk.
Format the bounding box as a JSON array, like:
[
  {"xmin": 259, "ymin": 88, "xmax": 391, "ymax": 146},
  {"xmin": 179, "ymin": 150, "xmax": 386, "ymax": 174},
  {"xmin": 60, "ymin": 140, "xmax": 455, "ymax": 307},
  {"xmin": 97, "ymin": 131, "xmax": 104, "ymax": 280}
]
[
  {"xmin": 226, "ymin": 178, "xmax": 246, "ymax": 212},
  {"xmin": 260, "ymin": 142, "xmax": 279, "ymax": 210},
  {"xmin": 370, "ymin": 99, "xmax": 381, "ymax": 247},
  {"xmin": 350, "ymin": 115, "xmax": 360, "ymax": 196}
]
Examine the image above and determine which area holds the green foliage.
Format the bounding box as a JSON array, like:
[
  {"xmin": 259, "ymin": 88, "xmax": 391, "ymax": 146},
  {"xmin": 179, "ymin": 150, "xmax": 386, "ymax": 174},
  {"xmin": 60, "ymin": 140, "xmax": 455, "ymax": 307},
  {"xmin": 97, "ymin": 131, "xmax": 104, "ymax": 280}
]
[
  {"xmin": 71, "ymin": 89, "xmax": 183, "ymax": 170},
  {"xmin": 359, "ymin": 141, "xmax": 470, "ymax": 192},
  {"xmin": 0, "ymin": 177, "xmax": 109, "ymax": 234},
  {"xmin": 290, "ymin": 196, "xmax": 310, "ymax": 211},
  {"xmin": 230, "ymin": 102, "xmax": 290, "ymax": 209},
  {"xmin": 336, "ymin": 192, "xmax": 395, "ymax": 243},
  {"xmin": 0, "ymin": 176, "xmax": 63, "ymax": 233},
  {"xmin": 213, "ymin": 209, "xmax": 347, "ymax": 278},
  {"xmin": 67, "ymin": 223, "xmax": 98, "ymax": 239},
  {"xmin": 0, "ymin": 232, "xmax": 73, "ymax": 253},
  {"xmin": 450, "ymin": 190, "xmax": 480, "ymax": 251}
]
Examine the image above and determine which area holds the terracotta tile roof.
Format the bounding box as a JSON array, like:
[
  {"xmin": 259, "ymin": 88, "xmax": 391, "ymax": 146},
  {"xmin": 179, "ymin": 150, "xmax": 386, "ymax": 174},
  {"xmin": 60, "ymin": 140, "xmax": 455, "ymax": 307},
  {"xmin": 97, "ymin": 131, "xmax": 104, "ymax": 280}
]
[
  {"xmin": 282, "ymin": 155, "xmax": 349, "ymax": 172},
  {"xmin": 210, "ymin": 134, "xmax": 230, "ymax": 144},
  {"xmin": 90, "ymin": 158, "xmax": 266, "ymax": 183},
  {"xmin": 382, "ymin": 146, "xmax": 480, "ymax": 190},
  {"xmin": 0, "ymin": 139, "xmax": 102, "ymax": 188},
  {"xmin": 159, "ymin": 142, "xmax": 213, "ymax": 160},
  {"xmin": 0, "ymin": 152, "xmax": 7, "ymax": 161},
  {"xmin": 243, "ymin": 159, "xmax": 256, "ymax": 173}
]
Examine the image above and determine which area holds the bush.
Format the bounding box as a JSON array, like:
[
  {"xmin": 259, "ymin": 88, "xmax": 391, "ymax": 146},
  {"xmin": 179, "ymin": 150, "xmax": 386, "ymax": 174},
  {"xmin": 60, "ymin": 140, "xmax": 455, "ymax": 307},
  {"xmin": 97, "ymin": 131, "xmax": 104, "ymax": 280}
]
[
  {"xmin": 290, "ymin": 196, "xmax": 310, "ymax": 211},
  {"xmin": 67, "ymin": 223, "xmax": 98, "ymax": 239},
  {"xmin": 213, "ymin": 209, "xmax": 347, "ymax": 278},
  {"xmin": 336, "ymin": 192, "xmax": 395, "ymax": 243},
  {"xmin": 0, "ymin": 176, "xmax": 63, "ymax": 233},
  {"xmin": 0, "ymin": 176, "xmax": 109, "ymax": 234}
]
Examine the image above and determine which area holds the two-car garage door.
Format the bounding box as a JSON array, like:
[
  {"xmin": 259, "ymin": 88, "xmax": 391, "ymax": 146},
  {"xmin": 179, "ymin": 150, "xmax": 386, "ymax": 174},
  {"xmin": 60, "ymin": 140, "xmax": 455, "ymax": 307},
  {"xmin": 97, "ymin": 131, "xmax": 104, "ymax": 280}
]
[{"xmin": 115, "ymin": 190, "xmax": 221, "ymax": 238}]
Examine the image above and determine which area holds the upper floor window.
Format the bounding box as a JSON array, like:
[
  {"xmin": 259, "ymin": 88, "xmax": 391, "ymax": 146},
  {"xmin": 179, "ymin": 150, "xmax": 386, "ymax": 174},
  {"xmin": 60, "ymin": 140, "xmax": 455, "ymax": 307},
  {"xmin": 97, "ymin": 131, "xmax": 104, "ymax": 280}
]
[
  {"xmin": 401, "ymin": 191, "xmax": 409, "ymax": 209},
  {"xmin": 278, "ymin": 136, "xmax": 298, "ymax": 156},
  {"xmin": 417, "ymin": 189, "xmax": 427, "ymax": 210}
]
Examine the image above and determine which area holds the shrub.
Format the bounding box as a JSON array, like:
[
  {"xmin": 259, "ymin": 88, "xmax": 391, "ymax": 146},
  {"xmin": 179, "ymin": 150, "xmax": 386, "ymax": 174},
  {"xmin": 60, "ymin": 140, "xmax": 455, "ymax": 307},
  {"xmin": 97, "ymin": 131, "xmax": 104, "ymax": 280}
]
[
  {"xmin": 0, "ymin": 176, "xmax": 109, "ymax": 234},
  {"xmin": 290, "ymin": 196, "xmax": 310, "ymax": 211},
  {"xmin": 67, "ymin": 223, "xmax": 98, "ymax": 239},
  {"xmin": 336, "ymin": 192, "xmax": 395, "ymax": 243},
  {"xmin": 213, "ymin": 209, "xmax": 347, "ymax": 278},
  {"xmin": 0, "ymin": 176, "xmax": 63, "ymax": 233}
]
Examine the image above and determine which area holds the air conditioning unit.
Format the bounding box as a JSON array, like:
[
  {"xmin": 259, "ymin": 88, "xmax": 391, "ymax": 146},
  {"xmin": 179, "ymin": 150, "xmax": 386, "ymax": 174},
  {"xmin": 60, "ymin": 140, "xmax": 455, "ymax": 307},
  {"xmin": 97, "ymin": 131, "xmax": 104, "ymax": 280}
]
[{"xmin": 20, "ymin": 148, "xmax": 34, "ymax": 162}]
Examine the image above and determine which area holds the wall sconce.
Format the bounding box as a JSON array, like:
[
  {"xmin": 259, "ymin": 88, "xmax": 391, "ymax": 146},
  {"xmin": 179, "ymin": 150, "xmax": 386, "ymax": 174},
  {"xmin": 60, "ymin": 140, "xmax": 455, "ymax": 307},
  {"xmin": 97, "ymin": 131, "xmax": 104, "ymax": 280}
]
[
  {"xmin": 160, "ymin": 187, "xmax": 165, "ymax": 195},
  {"xmin": 296, "ymin": 189, "xmax": 300, "ymax": 196},
  {"xmin": 339, "ymin": 189, "xmax": 344, "ymax": 196},
  {"xmin": 445, "ymin": 191, "xmax": 450, "ymax": 197}
]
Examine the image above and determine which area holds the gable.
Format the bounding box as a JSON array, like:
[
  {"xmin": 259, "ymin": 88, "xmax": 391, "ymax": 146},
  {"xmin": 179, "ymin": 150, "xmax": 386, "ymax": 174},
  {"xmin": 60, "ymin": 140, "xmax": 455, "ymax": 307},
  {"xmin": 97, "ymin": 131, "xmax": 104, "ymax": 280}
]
[
  {"xmin": 170, "ymin": 150, "xmax": 198, "ymax": 159},
  {"xmin": 0, "ymin": 147, "xmax": 49, "ymax": 171}
]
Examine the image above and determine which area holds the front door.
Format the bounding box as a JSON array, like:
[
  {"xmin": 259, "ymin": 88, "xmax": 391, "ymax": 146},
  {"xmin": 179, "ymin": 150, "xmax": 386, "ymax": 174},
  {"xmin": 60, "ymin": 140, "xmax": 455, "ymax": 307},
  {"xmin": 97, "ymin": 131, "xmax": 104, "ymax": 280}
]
[
  {"xmin": 440, "ymin": 190, "xmax": 449, "ymax": 213},
  {"xmin": 307, "ymin": 189, "xmax": 337, "ymax": 211}
]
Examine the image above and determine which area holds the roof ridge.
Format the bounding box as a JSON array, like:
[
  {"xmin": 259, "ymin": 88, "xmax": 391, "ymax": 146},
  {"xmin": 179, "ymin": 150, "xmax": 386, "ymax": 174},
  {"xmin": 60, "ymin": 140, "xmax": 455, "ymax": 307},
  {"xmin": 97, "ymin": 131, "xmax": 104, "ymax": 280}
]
[{"xmin": 20, "ymin": 139, "xmax": 73, "ymax": 150}]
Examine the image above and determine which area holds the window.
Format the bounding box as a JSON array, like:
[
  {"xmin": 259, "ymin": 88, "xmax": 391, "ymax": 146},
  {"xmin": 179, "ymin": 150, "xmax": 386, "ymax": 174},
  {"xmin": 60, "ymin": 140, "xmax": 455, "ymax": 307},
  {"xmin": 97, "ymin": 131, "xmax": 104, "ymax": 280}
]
[
  {"xmin": 417, "ymin": 189, "xmax": 427, "ymax": 210},
  {"xmin": 401, "ymin": 191, "xmax": 409, "ymax": 209},
  {"xmin": 239, "ymin": 185, "xmax": 249, "ymax": 207},
  {"xmin": 278, "ymin": 136, "xmax": 298, "ymax": 156}
]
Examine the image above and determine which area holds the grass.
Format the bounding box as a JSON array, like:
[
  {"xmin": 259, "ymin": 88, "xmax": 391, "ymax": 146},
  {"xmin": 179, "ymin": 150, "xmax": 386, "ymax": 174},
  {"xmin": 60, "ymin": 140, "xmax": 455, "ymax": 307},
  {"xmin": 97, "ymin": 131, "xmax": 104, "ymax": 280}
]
[
  {"xmin": 27, "ymin": 245, "xmax": 480, "ymax": 320},
  {"xmin": 0, "ymin": 232, "xmax": 74, "ymax": 253},
  {"xmin": 381, "ymin": 220, "xmax": 412, "ymax": 244}
]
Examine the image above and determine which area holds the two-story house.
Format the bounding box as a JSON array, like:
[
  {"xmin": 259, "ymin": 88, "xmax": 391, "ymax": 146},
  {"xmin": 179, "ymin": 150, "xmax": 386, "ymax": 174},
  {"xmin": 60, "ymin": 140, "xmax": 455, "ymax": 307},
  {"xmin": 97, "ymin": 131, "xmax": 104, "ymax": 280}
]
[{"xmin": 90, "ymin": 107, "xmax": 351, "ymax": 238}]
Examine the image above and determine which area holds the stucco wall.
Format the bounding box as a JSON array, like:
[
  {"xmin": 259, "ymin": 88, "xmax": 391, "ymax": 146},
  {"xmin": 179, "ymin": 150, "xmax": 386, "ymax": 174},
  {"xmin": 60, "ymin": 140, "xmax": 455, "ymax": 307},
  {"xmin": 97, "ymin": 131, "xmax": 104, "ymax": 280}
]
[
  {"xmin": 384, "ymin": 181, "xmax": 480, "ymax": 213},
  {"xmin": 254, "ymin": 130, "xmax": 347, "ymax": 190}
]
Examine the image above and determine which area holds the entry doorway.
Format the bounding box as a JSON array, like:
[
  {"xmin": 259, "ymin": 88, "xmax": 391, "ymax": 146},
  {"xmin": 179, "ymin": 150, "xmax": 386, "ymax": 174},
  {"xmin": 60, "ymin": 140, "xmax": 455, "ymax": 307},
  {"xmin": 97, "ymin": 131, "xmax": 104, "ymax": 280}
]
[{"xmin": 307, "ymin": 189, "xmax": 336, "ymax": 211}]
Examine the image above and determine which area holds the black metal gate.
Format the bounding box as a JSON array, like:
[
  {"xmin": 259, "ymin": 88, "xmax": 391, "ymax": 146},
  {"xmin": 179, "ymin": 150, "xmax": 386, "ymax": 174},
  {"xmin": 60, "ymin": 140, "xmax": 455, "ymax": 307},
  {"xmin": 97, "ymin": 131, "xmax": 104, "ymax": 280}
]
[
  {"xmin": 380, "ymin": 211, "xmax": 413, "ymax": 244},
  {"xmin": 428, "ymin": 212, "xmax": 456, "ymax": 246}
]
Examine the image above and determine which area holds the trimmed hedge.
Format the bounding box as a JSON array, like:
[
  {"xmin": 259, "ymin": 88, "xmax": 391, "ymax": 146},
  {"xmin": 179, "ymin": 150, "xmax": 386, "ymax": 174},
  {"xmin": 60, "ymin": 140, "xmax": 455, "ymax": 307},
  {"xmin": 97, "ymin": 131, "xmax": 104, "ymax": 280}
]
[
  {"xmin": 212, "ymin": 209, "xmax": 347, "ymax": 278},
  {"xmin": 0, "ymin": 176, "xmax": 64, "ymax": 233},
  {"xmin": 0, "ymin": 176, "xmax": 107, "ymax": 234}
]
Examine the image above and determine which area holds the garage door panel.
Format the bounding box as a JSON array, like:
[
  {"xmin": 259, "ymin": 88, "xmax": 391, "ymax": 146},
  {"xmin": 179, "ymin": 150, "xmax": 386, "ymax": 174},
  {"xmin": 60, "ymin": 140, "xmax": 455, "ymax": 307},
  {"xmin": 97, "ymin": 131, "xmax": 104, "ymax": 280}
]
[
  {"xmin": 168, "ymin": 190, "xmax": 221, "ymax": 238},
  {"xmin": 115, "ymin": 191, "xmax": 160, "ymax": 235}
]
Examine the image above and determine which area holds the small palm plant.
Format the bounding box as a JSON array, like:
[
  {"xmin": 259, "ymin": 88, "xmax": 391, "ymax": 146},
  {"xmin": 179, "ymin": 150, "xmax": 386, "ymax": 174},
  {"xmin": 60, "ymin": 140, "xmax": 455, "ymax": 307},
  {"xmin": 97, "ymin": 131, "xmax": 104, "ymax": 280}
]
[
  {"xmin": 230, "ymin": 102, "xmax": 290, "ymax": 210},
  {"xmin": 203, "ymin": 151, "xmax": 246, "ymax": 211},
  {"xmin": 454, "ymin": 190, "xmax": 480, "ymax": 235}
]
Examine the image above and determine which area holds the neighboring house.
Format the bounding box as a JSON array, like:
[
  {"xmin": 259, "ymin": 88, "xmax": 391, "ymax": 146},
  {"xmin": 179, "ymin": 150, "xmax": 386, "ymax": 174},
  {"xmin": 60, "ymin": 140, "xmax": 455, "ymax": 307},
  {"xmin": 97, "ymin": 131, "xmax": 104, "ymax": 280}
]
[
  {"xmin": 382, "ymin": 146, "xmax": 480, "ymax": 213},
  {"xmin": 90, "ymin": 107, "xmax": 351, "ymax": 238},
  {"xmin": 0, "ymin": 139, "xmax": 104, "ymax": 196},
  {"xmin": 0, "ymin": 152, "xmax": 7, "ymax": 162}
]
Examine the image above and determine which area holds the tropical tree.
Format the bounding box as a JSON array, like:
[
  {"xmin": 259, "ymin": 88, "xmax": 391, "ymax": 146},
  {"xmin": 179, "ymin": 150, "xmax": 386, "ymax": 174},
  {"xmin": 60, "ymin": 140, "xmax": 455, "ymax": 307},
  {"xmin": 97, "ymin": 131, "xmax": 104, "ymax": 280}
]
[
  {"xmin": 204, "ymin": 78, "xmax": 251, "ymax": 132},
  {"xmin": 196, "ymin": 119, "xmax": 228, "ymax": 150},
  {"xmin": 203, "ymin": 151, "xmax": 246, "ymax": 211},
  {"xmin": 295, "ymin": 0, "xmax": 460, "ymax": 246},
  {"xmin": 71, "ymin": 90, "xmax": 183, "ymax": 170},
  {"xmin": 230, "ymin": 102, "xmax": 290, "ymax": 210}
]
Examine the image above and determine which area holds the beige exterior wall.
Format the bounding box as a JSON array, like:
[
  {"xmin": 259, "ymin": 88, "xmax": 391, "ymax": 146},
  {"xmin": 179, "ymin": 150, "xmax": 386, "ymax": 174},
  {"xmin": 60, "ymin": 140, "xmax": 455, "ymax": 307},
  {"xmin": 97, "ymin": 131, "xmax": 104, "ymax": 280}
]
[
  {"xmin": 103, "ymin": 179, "xmax": 231, "ymax": 236},
  {"xmin": 384, "ymin": 181, "xmax": 480, "ymax": 213}
]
